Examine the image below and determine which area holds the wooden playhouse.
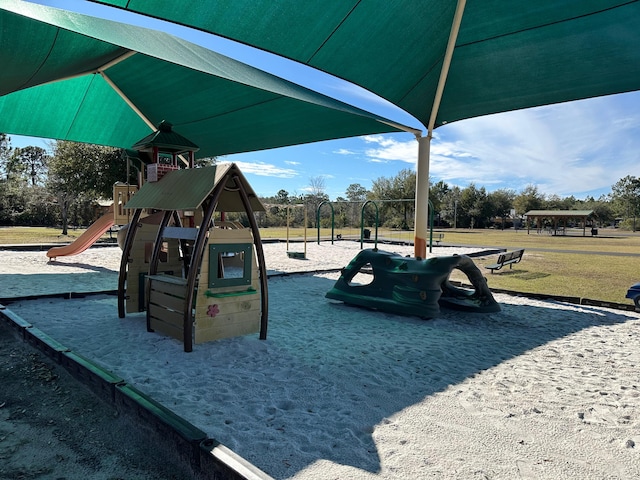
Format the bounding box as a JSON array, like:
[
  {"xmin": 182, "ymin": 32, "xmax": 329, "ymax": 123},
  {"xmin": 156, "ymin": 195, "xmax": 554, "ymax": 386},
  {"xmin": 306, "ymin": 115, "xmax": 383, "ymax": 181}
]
[{"xmin": 116, "ymin": 163, "xmax": 268, "ymax": 352}]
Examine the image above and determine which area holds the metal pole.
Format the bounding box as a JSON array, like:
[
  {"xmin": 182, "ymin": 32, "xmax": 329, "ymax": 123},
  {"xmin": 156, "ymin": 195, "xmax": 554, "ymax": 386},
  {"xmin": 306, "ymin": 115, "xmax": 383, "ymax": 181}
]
[
  {"xmin": 304, "ymin": 207, "xmax": 307, "ymax": 258},
  {"xmin": 413, "ymin": 0, "xmax": 466, "ymax": 258},
  {"xmin": 428, "ymin": 199, "xmax": 434, "ymax": 254},
  {"xmin": 360, "ymin": 200, "xmax": 379, "ymax": 250},
  {"xmin": 316, "ymin": 201, "xmax": 334, "ymax": 245},
  {"xmin": 454, "ymin": 200, "xmax": 458, "ymax": 229},
  {"xmin": 414, "ymin": 135, "xmax": 431, "ymax": 258}
]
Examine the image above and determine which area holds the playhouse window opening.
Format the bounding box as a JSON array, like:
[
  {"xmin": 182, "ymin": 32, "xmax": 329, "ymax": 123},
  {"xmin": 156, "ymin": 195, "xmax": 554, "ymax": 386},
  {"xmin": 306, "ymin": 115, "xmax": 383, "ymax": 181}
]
[
  {"xmin": 208, "ymin": 243, "xmax": 252, "ymax": 288},
  {"xmin": 218, "ymin": 251, "xmax": 245, "ymax": 278}
]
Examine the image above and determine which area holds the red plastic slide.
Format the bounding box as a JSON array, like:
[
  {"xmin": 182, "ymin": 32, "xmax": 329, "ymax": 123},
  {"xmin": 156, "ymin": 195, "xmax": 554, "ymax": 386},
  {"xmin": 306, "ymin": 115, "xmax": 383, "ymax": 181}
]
[{"xmin": 47, "ymin": 209, "xmax": 115, "ymax": 259}]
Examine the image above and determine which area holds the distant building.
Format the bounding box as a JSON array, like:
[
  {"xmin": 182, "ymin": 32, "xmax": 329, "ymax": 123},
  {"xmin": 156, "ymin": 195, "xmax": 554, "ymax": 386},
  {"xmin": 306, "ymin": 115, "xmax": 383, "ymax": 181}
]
[{"xmin": 524, "ymin": 210, "xmax": 596, "ymax": 236}]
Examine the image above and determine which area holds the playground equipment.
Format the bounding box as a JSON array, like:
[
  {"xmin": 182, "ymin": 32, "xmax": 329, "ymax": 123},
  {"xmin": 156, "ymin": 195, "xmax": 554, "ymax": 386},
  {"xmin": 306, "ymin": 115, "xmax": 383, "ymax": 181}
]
[
  {"xmin": 46, "ymin": 205, "xmax": 116, "ymax": 259},
  {"xmin": 317, "ymin": 199, "xmax": 438, "ymax": 252},
  {"xmin": 46, "ymin": 163, "xmax": 140, "ymax": 260},
  {"xmin": 113, "ymin": 182, "xmax": 139, "ymax": 226},
  {"xmin": 326, "ymin": 249, "xmax": 500, "ymax": 317},
  {"xmin": 316, "ymin": 200, "xmax": 335, "ymax": 245},
  {"xmin": 118, "ymin": 163, "xmax": 267, "ymax": 352},
  {"xmin": 360, "ymin": 200, "xmax": 379, "ymax": 249},
  {"xmin": 114, "ymin": 122, "xmax": 268, "ymax": 352},
  {"xmin": 286, "ymin": 204, "xmax": 307, "ymax": 259}
]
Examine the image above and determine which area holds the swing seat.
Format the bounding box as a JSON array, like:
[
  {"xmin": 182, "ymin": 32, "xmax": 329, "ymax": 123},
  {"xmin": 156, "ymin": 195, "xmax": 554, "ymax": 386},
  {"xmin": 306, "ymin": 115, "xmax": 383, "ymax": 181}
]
[{"xmin": 287, "ymin": 251, "xmax": 306, "ymax": 259}]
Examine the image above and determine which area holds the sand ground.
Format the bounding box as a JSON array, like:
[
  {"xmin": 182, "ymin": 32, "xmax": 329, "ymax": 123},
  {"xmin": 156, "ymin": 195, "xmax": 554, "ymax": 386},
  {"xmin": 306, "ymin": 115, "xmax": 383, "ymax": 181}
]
[{"xmin": 1, "ymin": 242, "xmax": 640, "ymax": 479}]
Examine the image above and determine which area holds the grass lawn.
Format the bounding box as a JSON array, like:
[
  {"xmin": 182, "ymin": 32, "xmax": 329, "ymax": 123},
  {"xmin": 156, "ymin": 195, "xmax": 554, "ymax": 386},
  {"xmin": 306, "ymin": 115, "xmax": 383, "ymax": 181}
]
[
  {"xmin": 1, "ymin": 225, "xmax": 638, "ymax": 306},
  {"xmin": 0, "ymin": 226, "xmax": 100, "ymax": 244},
  {"xmin": 438, "ymin": 228, "xmax": 639, "ymax": 306}
]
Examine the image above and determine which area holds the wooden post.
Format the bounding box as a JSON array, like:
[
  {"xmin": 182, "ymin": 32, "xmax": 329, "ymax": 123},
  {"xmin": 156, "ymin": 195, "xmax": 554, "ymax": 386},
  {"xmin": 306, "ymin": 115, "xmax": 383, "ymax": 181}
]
[
  {"xmin": 146, "ymin": 211, "xmax": 173, "ymax": 332},
  {"xmin": 118, "ymin": 208, "xmax": 143, "ymax": 318}
]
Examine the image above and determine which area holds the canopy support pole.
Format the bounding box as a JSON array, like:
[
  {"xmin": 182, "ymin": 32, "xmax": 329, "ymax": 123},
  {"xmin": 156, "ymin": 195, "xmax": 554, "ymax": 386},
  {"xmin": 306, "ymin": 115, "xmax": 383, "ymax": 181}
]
[
  {"xmin": 101, "ymin": 58, "xmax": 191, "ymax": 167},
  {"xmin": 414, "ymin": 0, "xmax": 466, "ymax": 258},
  {"xmin": 100, "ymin": 70, "xmax": 156, "ymax": 131},
  {"xmin": 414, "ymin": 135, "xmax": 431, "ymax": 258}
]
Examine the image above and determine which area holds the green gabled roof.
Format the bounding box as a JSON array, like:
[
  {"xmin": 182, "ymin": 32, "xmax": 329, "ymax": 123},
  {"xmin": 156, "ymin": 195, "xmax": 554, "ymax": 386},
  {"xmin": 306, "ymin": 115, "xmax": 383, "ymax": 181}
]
[
  {"xmin": 124, "ymin": 163, "xmax": 265, "ymax": 212},
  {"xmin": 131, "ymin": 121, "xmax": 200, "ymax": 154}
]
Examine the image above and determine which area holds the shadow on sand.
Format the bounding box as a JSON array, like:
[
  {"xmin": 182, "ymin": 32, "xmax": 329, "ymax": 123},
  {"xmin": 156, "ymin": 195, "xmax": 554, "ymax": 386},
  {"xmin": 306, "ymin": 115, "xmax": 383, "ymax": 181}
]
[{"xmin": 6, "ymin": 273, "xmax": 638, "ymax": 479}]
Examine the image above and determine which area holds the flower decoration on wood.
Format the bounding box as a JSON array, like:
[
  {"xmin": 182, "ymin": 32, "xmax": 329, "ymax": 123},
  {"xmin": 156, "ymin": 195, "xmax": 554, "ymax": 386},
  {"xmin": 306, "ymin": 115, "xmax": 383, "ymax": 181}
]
[{"xmin": 207, "ymin": 304, "xmax": 220, "ymax": 318}]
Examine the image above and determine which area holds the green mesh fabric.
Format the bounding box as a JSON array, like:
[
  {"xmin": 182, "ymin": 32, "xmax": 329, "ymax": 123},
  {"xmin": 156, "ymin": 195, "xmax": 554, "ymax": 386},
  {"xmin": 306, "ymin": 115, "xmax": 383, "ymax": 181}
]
[
  {"xmin": 0, "ymin": 0, "xmax": 411, "ymax": 157},
  {"xmin": 89, "ymin": 0, "xmax": 640, "ymax": 127}
]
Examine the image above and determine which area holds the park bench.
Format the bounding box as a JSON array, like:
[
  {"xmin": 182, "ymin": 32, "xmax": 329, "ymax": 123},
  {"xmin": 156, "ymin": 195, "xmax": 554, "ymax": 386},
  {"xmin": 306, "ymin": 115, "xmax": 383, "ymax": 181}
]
[
  {"xmin": 485, "ymin": 248, "xmax": 525, "ymax": 273},
  {"xmin": 433, "ymin": 233, "xmax": 445, "ymax": 245}
]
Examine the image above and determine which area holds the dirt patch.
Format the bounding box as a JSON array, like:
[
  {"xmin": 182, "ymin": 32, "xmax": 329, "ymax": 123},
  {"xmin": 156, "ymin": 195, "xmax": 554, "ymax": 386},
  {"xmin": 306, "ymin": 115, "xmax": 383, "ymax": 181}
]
[{"xmin": 0, "ymin": 325, "xmax": 194, "ymax": 480}]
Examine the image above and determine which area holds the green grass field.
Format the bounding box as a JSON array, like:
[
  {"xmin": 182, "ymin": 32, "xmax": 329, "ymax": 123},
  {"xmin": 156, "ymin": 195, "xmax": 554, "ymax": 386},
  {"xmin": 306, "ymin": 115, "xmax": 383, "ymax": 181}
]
[
  {"xmin": 0, "ymin": 226, "xmax": 101, "ymax": 244},
  {"xmin": 1, "ymin": 225, "xmax": 638, "ymax": 306}
]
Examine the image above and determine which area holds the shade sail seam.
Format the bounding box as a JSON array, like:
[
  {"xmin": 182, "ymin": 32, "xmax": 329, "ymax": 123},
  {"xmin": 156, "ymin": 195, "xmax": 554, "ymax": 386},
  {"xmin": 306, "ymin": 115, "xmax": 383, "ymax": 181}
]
[
  {"xmin": 100, "ymin": 70, "xmax": 155, "ymax": 130},
  {"xmin": 64, "ymin": 74, "xmax": 96, "ymax": 140},
  {"xmin": 19, "ymin": 26, "xmax": 60, "ymax": 92},
  {"xmin": 97, "ymin": 50, "xmax": 137, "ymax": 72},
  {"xmin": 306, "ymin": 0, "xmax": 360, "ymax": 64},
  {"xmin": 457, "ymin": 0, "xmax": 639, "ymax": 49},
  {"xmin": 427, "ymin": 0, "xmax": 466, "ymax": 133},
  {"xmin": 396, "ymin": 57, "xmax": 443, "ymax": 117}
]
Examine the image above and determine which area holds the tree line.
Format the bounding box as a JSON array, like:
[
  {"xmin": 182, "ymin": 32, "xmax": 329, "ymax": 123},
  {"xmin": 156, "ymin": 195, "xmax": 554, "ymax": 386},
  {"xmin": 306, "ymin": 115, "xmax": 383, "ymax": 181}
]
[
  {"xmin": 1, "ymin": 134, "xmax": 638, "ymax": 232},
  {"xmin": 254, "ymin": 171, "xmax": 637, "ymax": 231},
  {"xmin": 0, "ymin": 134, "xmax": 130, "ymax": 233}
]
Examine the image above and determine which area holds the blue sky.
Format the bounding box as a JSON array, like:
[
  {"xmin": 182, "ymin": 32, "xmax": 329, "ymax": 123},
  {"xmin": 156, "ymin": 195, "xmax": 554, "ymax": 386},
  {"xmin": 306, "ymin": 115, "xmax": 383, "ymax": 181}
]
[{"xmin": 11, "ymin": 1, "xmax": 640, "ymax": 201}]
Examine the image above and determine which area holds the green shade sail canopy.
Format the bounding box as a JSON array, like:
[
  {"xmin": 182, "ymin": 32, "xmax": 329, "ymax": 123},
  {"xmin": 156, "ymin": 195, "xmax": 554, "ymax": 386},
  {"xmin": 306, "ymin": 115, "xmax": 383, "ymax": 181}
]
[
  {"xmin": 0, "ymin": 0, "xmax": 417, "ymax": 158},
  {"xmin": 89, "ymin": 0, "xmax": 640, "ymax": 128}
]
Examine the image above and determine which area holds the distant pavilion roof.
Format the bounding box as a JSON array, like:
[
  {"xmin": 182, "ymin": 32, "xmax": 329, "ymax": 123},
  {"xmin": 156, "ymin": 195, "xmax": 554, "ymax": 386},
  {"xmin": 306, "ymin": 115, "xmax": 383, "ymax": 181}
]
[{"xmin": 524, "ymin": 210, "xmax": 595, "ymax": 218}]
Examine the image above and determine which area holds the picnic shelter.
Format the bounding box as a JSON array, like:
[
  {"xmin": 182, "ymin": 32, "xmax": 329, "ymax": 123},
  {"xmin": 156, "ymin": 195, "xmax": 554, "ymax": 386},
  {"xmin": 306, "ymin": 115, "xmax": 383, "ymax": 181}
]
[{"xmin": 525, "ymin": 210, "xmax": 596, "ymax": 236}]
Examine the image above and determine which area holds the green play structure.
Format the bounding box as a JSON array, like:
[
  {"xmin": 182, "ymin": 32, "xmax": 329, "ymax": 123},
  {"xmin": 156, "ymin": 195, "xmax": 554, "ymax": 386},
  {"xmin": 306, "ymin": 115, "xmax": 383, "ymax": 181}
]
[{"xmin": 326, "ymin": 249, "xmax": 500, "ymax": 318}]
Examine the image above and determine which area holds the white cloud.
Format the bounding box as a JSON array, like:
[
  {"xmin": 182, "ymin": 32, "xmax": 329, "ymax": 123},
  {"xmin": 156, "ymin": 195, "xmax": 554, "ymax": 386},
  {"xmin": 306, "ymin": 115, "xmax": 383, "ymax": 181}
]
[
  {"xmin": 362, "ymin": 135, "xmax": 417, "ymax": 164},
  {"xmin": 438, "ymin": 93, "xmax": 640, "ymax": 196},
  {"xmin": 333, "ymin": 148, "xmax": 357, "ymax": 155},
  {"xmin": 221, "ymin": 161, "xmax": 298, "ymax": 178},
  {"xmin": 363, "ymin": 135, "xmax": 399, "ymax": 148},
  {"xmin": 353, "ymin": 92, "xmax": 640, "ymax": 198},
  {"xmin": 284, "ymin": 160, "xmax": 300, "ymax": 166}
]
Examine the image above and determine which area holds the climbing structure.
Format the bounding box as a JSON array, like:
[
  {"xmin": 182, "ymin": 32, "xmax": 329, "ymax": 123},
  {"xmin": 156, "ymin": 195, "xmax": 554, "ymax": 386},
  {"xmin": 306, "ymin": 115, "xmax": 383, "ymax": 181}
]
[
  {"xmin": 117, "ymin": 163, "xmax": 267, "ymax": 352},
  {"xmin": 326, "ymin": 249, "xmax": 500, "ymax": 317}
]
